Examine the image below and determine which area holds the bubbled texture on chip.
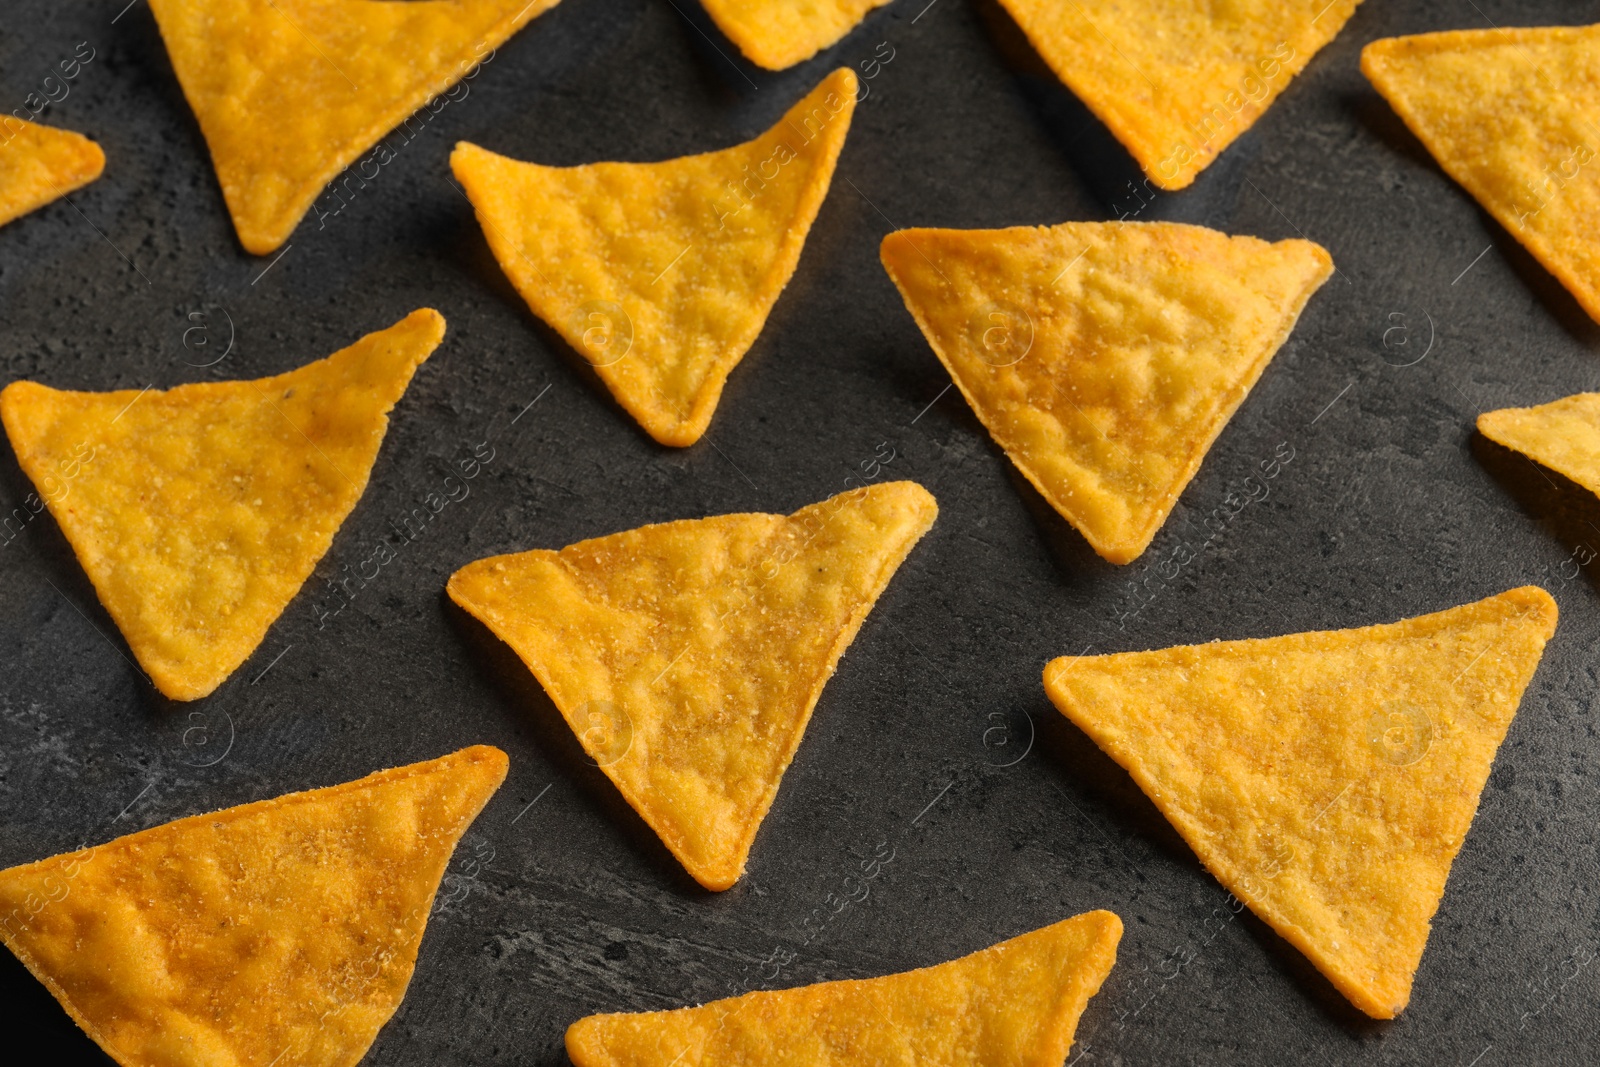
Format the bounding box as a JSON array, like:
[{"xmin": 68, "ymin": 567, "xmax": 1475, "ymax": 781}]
[{"xmin": 0, "ymin": 746, "xmax": 507, "ymax": 1067}]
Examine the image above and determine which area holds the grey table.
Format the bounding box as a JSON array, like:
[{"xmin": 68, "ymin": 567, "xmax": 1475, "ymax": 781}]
[{"xmin": 1, "ymin": 1, "xmax": 1596, "ymax": 1064}]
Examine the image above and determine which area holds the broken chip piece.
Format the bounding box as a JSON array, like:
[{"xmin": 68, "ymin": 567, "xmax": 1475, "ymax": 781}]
[
  {"xmin": 447, "ymin": 481, "xmax": 936, "ymax": 890},
  {"xmin": 0, "ymin": 745, "xmax": 507, "ymax": 1067},
  {"xmin": 1043, "ymin": 586, "xmax": 1557, "ymax": 1018},
  {"xmin": 699, "ymin": 0, "xmax": 889, "ymax": 70},
  {"xmin": 1479, "ymin": 392, "xmax": 1600, "ymax": 498},
  {"xmin": 145, "ymin": 0, "xmax": 561, "ymax": 254},
  {"xmin": 0, "ymin": 308, "xmax": 444, "ymax": 700},
  {"xmin": 1363, "ymin": 25, "xmax": 1600, "ymax": 324},
  {"xmin": 880, "ymin": 220, "xmax": 1332, "ymax": 565},
  {"xmin": 451, "ymin": 68, "xmax": 858, "ymax": 447},
  {"xmin": 995, "ymin": 0, "xmax": 1363, "ymax": 189},
  {"xmin": 0, "ymin": 117, "xmax": 104, "ymax": 230},
  {"xmin": 567, "ymin": 910, "xmax": 1122, "ymax": 1067}
]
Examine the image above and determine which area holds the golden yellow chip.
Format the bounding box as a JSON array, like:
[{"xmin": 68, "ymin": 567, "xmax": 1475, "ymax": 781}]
[
  {"xmin": 447, "ymin": 481, "xmax": 936, "ymax": 890},
  {"xmin": 699, "ymin": 0, "xmax": 888, "ymax": 70},
  {"xmin": 995, "ymin": 0, "xmax": 1362, "ymax": 190},
  {"xmin": 1363, "ymin": 26, "xmax": 1600, "ymax": 324},
  {"xmin": 146, "ymin": 0, "xmax": 561, "ymax": 255},
  {"xmin": 0, "ymin": 308, "xmax": 444, "ymax": 700},
  {"xmin": 451, "ymin": 68, "xmax": 857, "ymax": 447},
  {"xmin": 1044, "ymin": 587, "xmax": 1557, "ymax": 1019},
  {"xmin": 0, "ymin": 745, "xmax": 507, "ymax": 1067},
  {"xmin": 1479, "ymin": 393, "xmax": 1600, "ymax": 495},
  {"xmin": 880, "ymin": 221, "xmax": 1331, "ymax": 565},
  {"xmin": 567, "ymin": 910, "xmax": 1122, "ymax": 1067},
  {"xmin": 0, "ymin": 118, "xmax": 104, "ymax": 229}
]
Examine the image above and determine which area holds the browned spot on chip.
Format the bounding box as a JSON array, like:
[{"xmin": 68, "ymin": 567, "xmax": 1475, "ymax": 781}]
[
  {"xmin": 881, "ymin": 221, "xmax": 1332, "ymax": 565},
  {"xmin": 0, "ymin": 117, "xmax": 104, "ymax": 229},
  {"xmin": 451, "ymin": 69, "xmax": 857, "ymax": 447},
  {"xmin": 699, "ymin": 0, "xmax": 890, "ymax": 70},
  {"xmin": 1479, "ymin": 392, "xmax": 1600, "ymax": 497},
  {"xmin": 567, "ymin": 910, "xmax": 1122, "ymax": 1067},
  {"xmin": 0, "ymin": 745, "xmax": 507, "ymax": 1067},
  {"xmin": 146, "ymin": 0, "xmax": 562, "ymax": 254},
  {"xmin": 1044, "ymin": 587, "xmax": 1558, "ymax": 1018},
  {"xmin": 995, "ymin": 0, "xmax": 1363, "ymax": 189},
  {"xmin": 0, "ymin": 309, "xmax": 444, "ymax": 700},
  {"xmin": 447, "ymin": 481, "xmax": 936, "ymax": 890},
  {"xmin": 1363, "ymin": 25, "xmax": 1600, "ymax": 324}
]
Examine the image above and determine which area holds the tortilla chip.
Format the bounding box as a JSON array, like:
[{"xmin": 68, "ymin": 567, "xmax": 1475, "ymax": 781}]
[
  {"xmin": 567, "ymin": 910, "xmax": 1122, "ymax": 1067},
  {"xmin": 0, "ymin": 745, "xmax": 505, "ymax": 1067},
  {"xmin": 1363, "ymin": 26, "xmax": 1600, "ymax": 324},
  {"xmin": 0, "ymin": 118, "xmax": 104, "ymax": 229},
  {"xmin": 447, "ymin": 481, "xmax": 936, "ymax": 890},
  {"xmin": 451, "ymin": 69, "xmax": 857, "ymax": 447},
  {"xmin": 1043, "ymin": 587, "xmax": 1557, "ymax": 1019},
  {"xmin": 146, "ymin": 0, "xmax": 561, "ymax": 255},
  {"xmin": 880, "ymin": 221, "xmax": 1331, "ymax": 565},
  {"xmin": 0, "ymin": 309, "xmax": 443, "ymax": 700},
  {"xmin": 1479, "ymin": 393, "xmax": 1600, "ymax": 496},
  {"xmin": 996, "ymin": 0, "xmax": 1362, "ymax": 190},
  {"xmin": 699, "ymin": 0, "xmax": 889, "ymax": 70}
]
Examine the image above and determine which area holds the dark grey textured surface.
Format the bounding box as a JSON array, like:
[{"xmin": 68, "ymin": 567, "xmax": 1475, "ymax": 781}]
[{"xmin": 1, "ymin": 0, "xmax": 1598, "ymax": 1063}]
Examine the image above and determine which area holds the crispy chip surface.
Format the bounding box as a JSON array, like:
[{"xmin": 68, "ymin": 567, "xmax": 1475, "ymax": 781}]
[
  {"xmin": 567, "ymin": 910, "xmax": 1122, "ymax": 1067},
  {"xmin": 1043, "ymin": 587, "xmax": 1558, "ymax": 1019},
  {"xmin": 0, "ymin": 118, "xmax": 104, "ymax": 229},
  {"xmin": 451, "ymin": 69, "xmax": 857, "ymax": 447},
  {"xmin": 880, "ymin": 221, "xmax": 1331, "ymax": 565},
  {"xmin": 146, "ymin": 0, "xmax": 560, "ymax": 254},
  {"xmin": 0, "ymin": 309, "xmax": 443, "ymax": 700},
  {"xmin": 996, "ymin": 0, "xmax": 1362, "ymax": 189},
  {"xmin": 1479, "ymin": 393, "xmax": 1600, "ymax": 496},
  {"xmin": 699, "ymin": 0, "xmax": 889, "ymax": 70},
  {"xmin": 0, "ymin": 745, "xmax": 507, "ymax": 1067},
  {"xmin": 1363, "ymin": 25, "xmax": 1600, "ymax": 324},
  {"xmin": 447, "ymin": 481, "xmax": 936, "ymax": 890}
]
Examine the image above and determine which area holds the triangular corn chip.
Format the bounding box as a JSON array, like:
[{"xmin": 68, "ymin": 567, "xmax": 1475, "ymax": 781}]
[
  {"xmin": 880, "ymin": 221, "xmax": 1331, "ymax": 565},
  {"xmin": 0, "ymin": 117, "xmax": 104, "ymax": 229},
  {"xmin": 567, "ymin": 910, "xmax": 1122, "ymax": 1067},
  {"xmin": 1043, "ymin": 587, "xmax": 1558, "ymax": 1019},
  {"xmin": 0, "ymin": 308, "xmax": 444, "ymax": 700},
  {"xmin": 996, "ymin": 0, "xmax": 1363, "ymax": 189},
  {"xmin": 1363, "ymin": 26, "xmax": 1600, "ymax": 324},
  {"xmin": 1479, "ymin": 393, "xmax": 1600, "ymax": 496},
  {"xmin": 699, "ymin": 0, "xmax": 889, "ymax": 70},
  {"xmin": 0, "ymin": 745, "xmax": 507, "ymax": 1067},
  {"xmin": 146, "ymin": 0, "xmax": 561, "ymax": 254},
  {"xmin": 451, "ymin": 68, "xmax": 857, "ymax": 447},
  {"xmin": 447, "ymin": 481, "xmax": 936, "ymax": 890}
]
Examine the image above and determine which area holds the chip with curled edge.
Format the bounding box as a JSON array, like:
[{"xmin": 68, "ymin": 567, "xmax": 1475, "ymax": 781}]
[
  {"xmin": 699, "ymin": 0, "xmax": 890, "ymax": 70},
  {"xmin": 1364, "ymin": 25, "xmax": 1600, "ymax": 324},
  {"xmin": 1044, "ymin": 587, "xmax": 1558, "ymax": 1018},
  {"xmin": 146, "ymin": 0, "xmax": 561, "ymax": 254},
  {"xmin": 567, "ymin": 910, "xmax": 1122, "ymax": 1067},
  {"xmin": 0, "ymin": 309, "xmax": 444, "ymax": 700},
  {"xmin": 447, "ymin": 480, "xmax": 937, "ymax": 891},
  {"xmin": 995, "ymin": 0, "xmax": 1363, "ymax": 190},
  {"xmin": 0, "ymin": 745, "xmax": 507, "ymax": 1067},
  {"xmin": 880, "ymin": 220, "xmax": 1332, "ymax": 565},
  {"xmin": 451, "ymin": 69, "xmax": 858, "ymax": 447},
  {"xmin": 1478, "ymin": 392, "xmax": 1600, "ymax": 498},
  {"xmin": 0, "ymin": 117, "xmax": 104, "ymax": 230}
]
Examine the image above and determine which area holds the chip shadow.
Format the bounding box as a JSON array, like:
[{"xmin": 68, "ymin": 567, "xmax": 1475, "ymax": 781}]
[
  {"xmin": 1472, "ymin": 432, "xmax": 1600, "ymax": 599},
  {"xmin": 443, "ymin": 593, "xmax": 718, "ymax": 897}
]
